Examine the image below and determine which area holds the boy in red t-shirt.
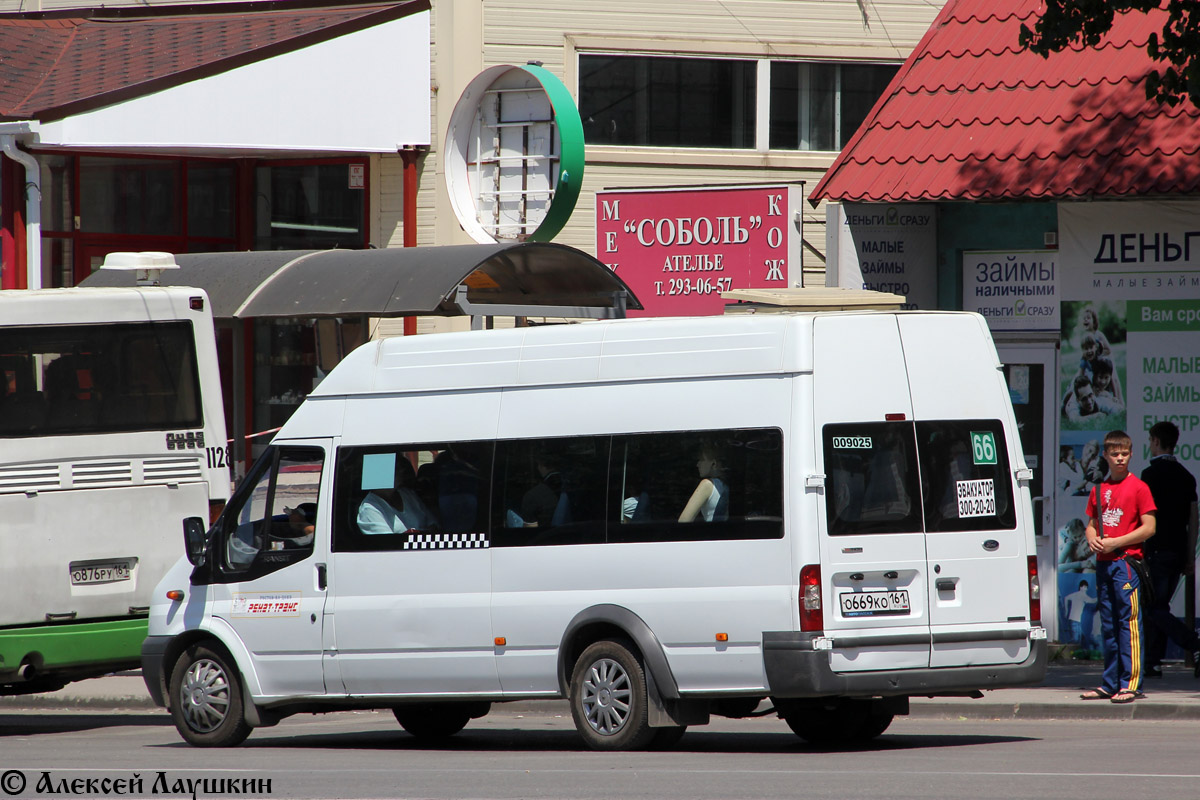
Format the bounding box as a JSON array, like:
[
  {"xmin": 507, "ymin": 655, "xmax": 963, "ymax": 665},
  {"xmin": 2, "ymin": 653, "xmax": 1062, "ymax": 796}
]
[{"xmin": 1079, "ymin": 430, "xmax": 1157, "ymax": 704}]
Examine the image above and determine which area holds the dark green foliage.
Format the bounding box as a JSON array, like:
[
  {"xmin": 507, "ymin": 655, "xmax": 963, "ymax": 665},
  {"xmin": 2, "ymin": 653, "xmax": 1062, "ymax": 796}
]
[{"xmin": 1019, "ymin": 0, "xmax": 1200, "ymax": 108}]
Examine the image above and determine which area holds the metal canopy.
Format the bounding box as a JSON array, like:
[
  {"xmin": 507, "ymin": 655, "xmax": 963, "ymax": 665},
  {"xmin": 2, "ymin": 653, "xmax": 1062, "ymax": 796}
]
[{"xmin": 80, "ymin": 242, "xmax": 641, "ymax": 320}]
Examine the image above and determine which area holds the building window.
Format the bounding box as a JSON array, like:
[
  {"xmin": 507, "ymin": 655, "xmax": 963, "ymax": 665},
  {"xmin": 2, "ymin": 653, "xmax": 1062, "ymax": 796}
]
[
  {"xmin": 39, "ymin": 154, "xmax": 73, "ymax": 234},
  {"xmin": 79, "ymin": 157, "xmax": 181, "ymax": 236},
  {"xmin": 769, "ymin": 62, "xmax": 898, "ymax": 151},
  {"xmin": 578, "ymin": 54, "xmax": 898, "ymax": 152},
  {"xmin": 579, "ymin": 55, "xmax": 756, "ymax": 148},
  {"xmin": 38, "ymin": 153, "xmax": 239, "ymax": 286},
  {"xmin": 187, "ymin": 162, "xmax": 237, "ymax": 241},
  {"xmin": 255, "ymin": 162, "xmax": 367, "ymax": 250},
  {"xmin": 33, "ymin": 153, "xmax": 369, "ymax": 286}
]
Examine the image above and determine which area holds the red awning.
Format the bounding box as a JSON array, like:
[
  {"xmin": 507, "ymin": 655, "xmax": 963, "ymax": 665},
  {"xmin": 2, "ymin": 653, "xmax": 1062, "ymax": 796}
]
[{"xmin": 810, "ymin": 1, "xmax": 1200, "ymax": 204}]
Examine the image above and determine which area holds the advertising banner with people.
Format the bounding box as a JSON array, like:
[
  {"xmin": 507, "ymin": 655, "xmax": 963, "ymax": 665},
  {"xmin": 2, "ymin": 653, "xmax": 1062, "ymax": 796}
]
[{"xmin": 1056, "ymin": 200, "xmax": 1200, "ymax": 653}]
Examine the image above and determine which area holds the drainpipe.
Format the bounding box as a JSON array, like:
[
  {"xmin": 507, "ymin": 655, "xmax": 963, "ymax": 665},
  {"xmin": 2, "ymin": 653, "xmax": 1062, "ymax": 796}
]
[
  {"xmin": 0, "ymin": 122, "xmax": 42, "ymax": 290},
  {"xmin": 400, "ymin": 145, "xmax": 422, "ymax": 335}
]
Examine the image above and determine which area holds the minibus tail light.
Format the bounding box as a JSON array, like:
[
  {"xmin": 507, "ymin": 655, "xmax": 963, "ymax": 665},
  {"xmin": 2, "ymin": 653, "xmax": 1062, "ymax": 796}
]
[
  {"xmin": 1028, "ymin": 556, "xmax": 1041, "ymax": 623},
  {"xmin": 799, "ymin": 564, "xmax": 823, "ymax": 632},
  {"xmin": 209, "ymin": 499, "xmax": 225, "ymax": 525}
]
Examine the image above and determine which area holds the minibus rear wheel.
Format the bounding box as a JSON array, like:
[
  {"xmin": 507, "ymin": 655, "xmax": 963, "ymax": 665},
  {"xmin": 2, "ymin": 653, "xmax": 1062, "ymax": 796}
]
[
  {"xmin": 569, "ymin": 638, "xmax": 655, "ymax": 751},
  {"xmin": 780, "ymin": 701, "xmax": 892, "ymax": 745},
  {"xmin": 169, "ymin": 643, "xmax": 251, "ymax": 747},
  {"xmin": 856, "ymin": 711, "xmax": 894, "ymax": 740}
]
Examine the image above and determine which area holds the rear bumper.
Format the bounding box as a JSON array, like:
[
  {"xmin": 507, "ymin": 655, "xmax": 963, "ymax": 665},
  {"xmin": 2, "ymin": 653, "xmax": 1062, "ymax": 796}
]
[
  {"xmin": 140, "ymin": 635, "xmax": 171, "ymax": 708},
  {"xmin": 762, "ymin": 630, "xmax": 1047, "ymax": 698}
]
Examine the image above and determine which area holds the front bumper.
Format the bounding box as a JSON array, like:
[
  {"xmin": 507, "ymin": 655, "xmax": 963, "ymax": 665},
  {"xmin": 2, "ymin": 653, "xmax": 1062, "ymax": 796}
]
[
  {"xmin": 763, "ymin": 631, "xmax": 1048, "ymax": 698},
  {"xmin": 140, "ymin": 635, "xmax": 171, "ymax": 708}
]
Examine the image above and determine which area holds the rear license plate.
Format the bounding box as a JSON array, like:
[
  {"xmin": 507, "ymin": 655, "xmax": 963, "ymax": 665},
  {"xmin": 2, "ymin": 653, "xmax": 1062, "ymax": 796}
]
[
  {"xmin": 840, "ymin": 589, "xmax": 911, "ymax": 617},
  {"xmin": 69, "ymin": 561, "xmax": 132, "ymax": 585}
]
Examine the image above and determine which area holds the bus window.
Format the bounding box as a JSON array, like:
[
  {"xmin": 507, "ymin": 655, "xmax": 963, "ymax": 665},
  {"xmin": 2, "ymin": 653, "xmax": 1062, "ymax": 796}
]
[
  {"xmin": 492, "ymin": 436, "xmax": 608, "ymax": 546},
  {"xmin": 607, "ymin": 428, "xmax": 784, "ymax": 543},
  {"xmin": 0, "ymin": 321, "xmax": 201, "ymax": 437},
  {"xmin": 823, "ymin": 422, "xmax": 922, "ymax": 536},
  {"xmin": 915, "ymin": 420, "xmax": 1016, "ymax": 532},
  {"xmin": 221, "ymin": 446, "xmax": 323, "ymax": 577},
  {"xmin": 333, "ymin": 442, "xmax": 493, "ymax": 553}
]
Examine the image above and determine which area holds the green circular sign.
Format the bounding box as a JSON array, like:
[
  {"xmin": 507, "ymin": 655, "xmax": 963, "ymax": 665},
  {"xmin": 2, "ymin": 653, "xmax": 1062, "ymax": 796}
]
[{"xmin": 445, "ymin": 64, "xmax": 585, "ymax": 243}]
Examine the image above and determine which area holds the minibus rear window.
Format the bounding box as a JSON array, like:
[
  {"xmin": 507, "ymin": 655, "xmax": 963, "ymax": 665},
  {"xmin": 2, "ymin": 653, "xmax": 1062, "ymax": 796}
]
[
  {"xmin": 915, "ymin": 419, "xmax": 1016, "ymax": 532},
  {"xmin": 823, "ymin": 422, "xmax": 922, "ymax": 535}
]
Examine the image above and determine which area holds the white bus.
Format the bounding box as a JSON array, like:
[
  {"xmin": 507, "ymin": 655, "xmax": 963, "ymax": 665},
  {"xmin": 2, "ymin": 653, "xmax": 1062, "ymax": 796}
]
[
  {"xmin": 0, "ymin": 283, "xmax": 230, "ymax": 695},
  {"xmin": 144, "ymin": 311, "xmax": 1046, "ymax": 749}
]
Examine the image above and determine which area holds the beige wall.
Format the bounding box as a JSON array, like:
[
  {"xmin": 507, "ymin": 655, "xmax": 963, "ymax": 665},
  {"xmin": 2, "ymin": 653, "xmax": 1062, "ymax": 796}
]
[
  {"xmin": 422, "ymin": 0, "xmax": 946, "ymax": 283},
  {"xmin": 5, "ymin": 0, "xmax": 946, "ymax": 284}
]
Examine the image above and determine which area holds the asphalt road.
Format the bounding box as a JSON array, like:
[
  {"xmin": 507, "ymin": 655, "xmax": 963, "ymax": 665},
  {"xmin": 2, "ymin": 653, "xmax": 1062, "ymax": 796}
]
[{"xmin": 2, "ymin": 707, "xmax": 1199, "ymax": 800}]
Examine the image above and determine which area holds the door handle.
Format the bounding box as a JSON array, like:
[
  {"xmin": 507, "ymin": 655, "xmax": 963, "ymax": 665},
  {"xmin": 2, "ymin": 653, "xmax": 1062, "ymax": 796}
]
[
  {"xmin": 316, "ymin": 563, "xmax": 327, "ymax": 591},
  {"xmin": 935, "ymin": 577, "xmax": 958, "ymax": 591}
]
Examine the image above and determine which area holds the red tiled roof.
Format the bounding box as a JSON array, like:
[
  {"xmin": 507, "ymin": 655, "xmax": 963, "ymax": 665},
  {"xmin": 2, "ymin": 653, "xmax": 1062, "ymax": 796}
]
[
  {"xmin": 0, "ymin": 0, "xmax": 428, "ymax": 122},
  {"xmin": 810, "ymin": 0, "xmax": 1200, "ymax": 203}
]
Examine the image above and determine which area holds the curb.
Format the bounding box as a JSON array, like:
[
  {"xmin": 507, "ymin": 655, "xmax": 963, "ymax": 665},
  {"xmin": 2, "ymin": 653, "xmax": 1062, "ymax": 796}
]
[
  {"xmin": 0, "ymin": 695, "xmax": 159, "ymax": 711},
  {"xmin": 908, "ymin": 698, "xmax": 1200, "ymax": 721}
]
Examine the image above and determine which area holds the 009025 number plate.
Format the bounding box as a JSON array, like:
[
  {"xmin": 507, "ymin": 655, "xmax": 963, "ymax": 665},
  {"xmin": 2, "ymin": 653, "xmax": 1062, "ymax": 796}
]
[
  {"xmin": 839, "ymin": 589, "xmax": 911, "ymax": 617},
  {"xmin": 69, "ymin": 560, "xmax": 132, "ymax": 585}
]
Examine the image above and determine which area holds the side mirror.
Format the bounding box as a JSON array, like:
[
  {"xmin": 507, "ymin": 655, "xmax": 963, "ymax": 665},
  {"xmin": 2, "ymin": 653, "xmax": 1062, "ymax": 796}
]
[{"xmin": 183, "ymin": 517, "xmax": 209, "ymax": 566}]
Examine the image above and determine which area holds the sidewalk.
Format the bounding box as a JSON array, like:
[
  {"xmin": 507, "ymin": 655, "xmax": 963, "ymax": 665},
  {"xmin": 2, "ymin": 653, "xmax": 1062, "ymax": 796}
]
[
  {"xmin": 4, "ymin": 662, "xmax": 1200, "ymax": 721},
  {"xmin": 908, "ymin": 661, "xmax": 1200, "ymax": 720}
]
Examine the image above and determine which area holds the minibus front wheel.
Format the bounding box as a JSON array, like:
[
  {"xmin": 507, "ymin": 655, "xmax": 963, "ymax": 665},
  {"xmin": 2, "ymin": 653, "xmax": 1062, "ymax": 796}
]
[
  {"xmin": 169, "ymin": 643, "xmax": 252, "ymax": 747},
  {"xmin": 569, "ymin": 638, "xmax": 656, "ymax": 751}
]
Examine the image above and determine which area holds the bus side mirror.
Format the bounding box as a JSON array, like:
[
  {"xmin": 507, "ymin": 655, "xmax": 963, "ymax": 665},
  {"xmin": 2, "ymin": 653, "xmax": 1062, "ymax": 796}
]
[{"xmin": 183, "ymin": 517, "xmax": 209, "ymax": 566}]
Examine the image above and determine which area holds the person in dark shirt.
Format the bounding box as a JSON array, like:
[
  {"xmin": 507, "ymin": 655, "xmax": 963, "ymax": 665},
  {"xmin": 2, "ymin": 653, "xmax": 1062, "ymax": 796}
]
[
  {"xmin": 521, "ymin": 454, "xmax": 566, "ymax": 528},
  {"xmin": 1141, "ymin": 421, "xmax": 1200, "ymax": 678}
]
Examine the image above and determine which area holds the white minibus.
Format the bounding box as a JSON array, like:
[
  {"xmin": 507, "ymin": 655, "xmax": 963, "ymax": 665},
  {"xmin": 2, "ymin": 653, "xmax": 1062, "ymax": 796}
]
[
  {"xmin": 0, "ymin": 284, "xmax": 230, "ymax": 695},
  {"xmin": 143, "ymin": 311, "xmax": 1046, "ymax": 748}
]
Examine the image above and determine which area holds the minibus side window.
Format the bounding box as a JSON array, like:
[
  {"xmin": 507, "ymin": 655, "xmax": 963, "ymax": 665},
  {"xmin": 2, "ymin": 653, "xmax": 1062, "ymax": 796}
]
[
  {"xmin": 333, "ymin": 442, "xmax": 493, "ymax": 552},
  {"xmin": 218, "ymin": 446, "xmax": 323, "ymax": 579},
  {"xmin": 491, "ymin": 436, "xmax": 608, "ymax": 547},
  {"xmin": 823, "ymin": 422, "xmax": 922, "ymax": 535},
  {"xmin": 915, "ymin": 420, "xmax": 1016, "ymax": 532},
  {"xmin": 607, "ymin": 428, "xmax": 783, "ymax": 543}
]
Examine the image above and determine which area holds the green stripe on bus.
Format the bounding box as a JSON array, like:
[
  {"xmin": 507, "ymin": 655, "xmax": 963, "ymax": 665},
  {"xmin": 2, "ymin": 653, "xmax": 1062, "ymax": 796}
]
[{"xmin": 0, "ymin": 618, "xmax": 148, "ymax": 672}]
